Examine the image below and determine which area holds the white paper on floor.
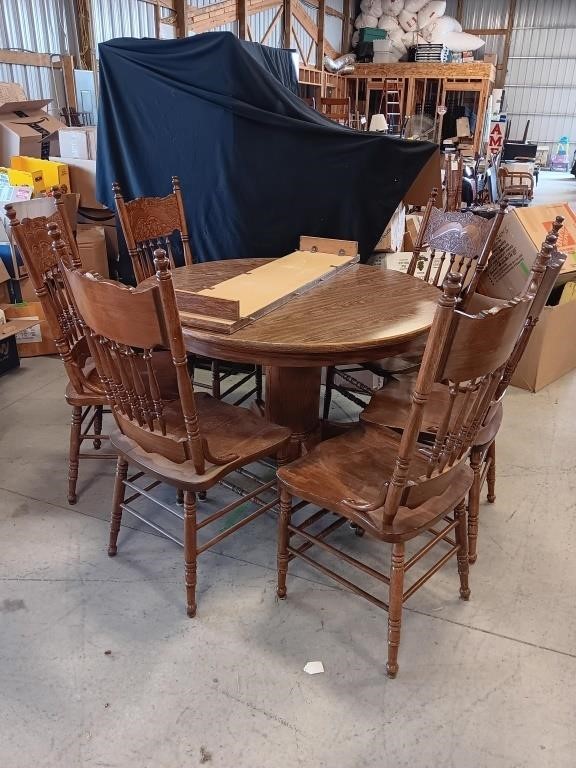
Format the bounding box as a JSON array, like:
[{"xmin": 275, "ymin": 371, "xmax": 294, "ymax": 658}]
[{"xmin": 303, "ymin": 661, "xmax": 325, "ymax": 675}]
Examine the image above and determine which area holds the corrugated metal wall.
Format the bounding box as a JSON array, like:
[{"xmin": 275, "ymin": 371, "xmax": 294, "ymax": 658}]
[
  {"xmin": 449, "ymin": 0, "xmax": 576, "ymax": 155},
  {"xmin": 92, "ymin": 0, "xmax": 156, "ymax": 54}
]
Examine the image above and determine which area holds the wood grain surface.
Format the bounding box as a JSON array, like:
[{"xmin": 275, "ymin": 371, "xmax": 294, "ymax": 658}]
[{"xmin": 142, "ymin": 259, "xmax": 439, "ymax": 367}]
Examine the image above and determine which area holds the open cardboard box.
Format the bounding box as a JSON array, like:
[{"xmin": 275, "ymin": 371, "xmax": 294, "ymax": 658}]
[
  {"xmin": 511, "ymin": 282, "xmax": 576, "ymax": 392},
  {"xmin": 1, "ymin": 301, "xmax": 57, "ymax": 357},
  {"xmin": 479, "ymin": 203, "xmax": 576, "ymax": 298},
  {"xmin": 0, "ymin": 100, "xmax": 65, "ymax": 165}
]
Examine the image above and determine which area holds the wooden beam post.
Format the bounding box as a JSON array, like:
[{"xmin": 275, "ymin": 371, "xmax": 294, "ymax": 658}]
[
  {"xmin": 174, "ymin": 0, "xmax": 187, "ymax": 37},
  {"xmin": 317, "ymin": 0, "xmax": 325, "ymax": 68},
  {"xmin": 497, "ymin": 0, "xmax": 517, "ymax": 88},
  {"xmin": 342, "ymin": 0, "xmax": 351, "ymax": 54},
  {"xmin": 283, "ymin": 0, "xmax": 292, "ymax": 49},
  {"xmin": 238, "ymin": 0, "xmax": 247, "ymax": 39},
  {"xmin": 75, "ymin": 0, "xmax": 95, "ymax": 70}
]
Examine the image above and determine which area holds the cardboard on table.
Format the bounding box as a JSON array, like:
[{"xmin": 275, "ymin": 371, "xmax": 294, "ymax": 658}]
[
  {"xmin": 1, "ymin": 301, "xmax": 57, "ymax": 357},
  {"xmin": 479, "ymin": 203, "xmax": 576, "ymax": 299},
  {"xmin": 0, "ymin": 100, "xmax": 65, "ymax": 165},
  {"xmin": 0, "ymin": 307, "xmax": 40, "ymax": 375},
  {"xmin": 58, "ymin": 127, "xmax": 97, "ymax": 160},
  {"xmin": 11, "ymin": 156, "xmax": 70, "ymax": 192},
  {"xmin": 0, "ymin": 82, "xmax": 26, "ymax": 106}
]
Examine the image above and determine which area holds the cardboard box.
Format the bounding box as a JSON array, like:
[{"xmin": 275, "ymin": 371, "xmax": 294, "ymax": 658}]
[
  {"xmin": 479, "ymin": 204, "xmax": 576, "ymax": 299},
  {"xmin": 1, "ymin": 301, "xmax": 57, "ymax": 357},
  {"xmin": 0, "ymin": 165, "xmax": 45, "ymax": 194},
  {"xmin": 77, "ymin": 224, "xmax": 109, "ymax": 277},
  {"xmin": 404, "ymin": 149, "xmax": 442, "ymax": 207},
  {"xmin": 404, "ymin": 213, "xmax": 423, "ymax": 252},
  {"xmin": 374, "ymin": 202, "xmax": 406, "ymax": 253},
  {"xmin": 0, "ymin": 312, "xmax": 41, "ymax": 375},
  {"xmin": 0, "ymin": 82, "xmax": 26, "ymax": 105},
  {"xmin": 0, "ymin": 181, "xmax": 33, "ymax": 204},
  {"xmin": 0, "ymin": 100, "xmax": 65, "ymax": 165},
  {"xmin": 0, "ymin": 256, "xmax": 12, "ymax": 304},
  {"xmin": 56, "ymin": 157, "xmax": 104, "ymax": 209},
  {"xmin": 58, "ymin": 127, "xmax": 97, "ymax": 160},
  {"xmin": 77, "ymin": 207, "xmax": 118, "ymax": 269},
  {"xmin": 11, "ymin": 156, "xmax": 70, "ymax": 192},
  {"xmin": 511, "ymin": 299, "xmax": 576, "ymax": 391}
]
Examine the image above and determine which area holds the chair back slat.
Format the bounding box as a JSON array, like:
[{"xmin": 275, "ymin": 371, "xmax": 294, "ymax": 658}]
[
  {"xmin": 4, "ymin": 192, "xmax": 94, "ymax": 394},
  {"xmin": 113, "ymin": 177, "xmax": 193, "ymax": 283},
  {"xmin": 61, "ymin": 244, "xmax": 208, "ymax": 474}
]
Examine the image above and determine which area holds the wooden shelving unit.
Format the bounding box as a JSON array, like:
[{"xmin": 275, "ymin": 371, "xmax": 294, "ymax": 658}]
[
  {"xmin": 348, "ymin": 62, "xmax": 496, "ymax": 153},
  {"xmin": 298, "ymin": 66, "xmax": 349, "ymax": 99}
]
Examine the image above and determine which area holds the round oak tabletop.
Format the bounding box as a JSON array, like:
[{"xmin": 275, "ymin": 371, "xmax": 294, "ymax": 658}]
[{"xmin": 154, "ymin": 259, "xmax": 439, "ymax": 367}]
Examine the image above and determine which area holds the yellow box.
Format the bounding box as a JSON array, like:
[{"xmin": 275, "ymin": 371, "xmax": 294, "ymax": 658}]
[
  {"xmin": 0, "ymin": 165, "xmax": 45, "ymax": 194},
  {"xmin": 11, "ymin": 155, "xmax": 70, "ymax": 192}
]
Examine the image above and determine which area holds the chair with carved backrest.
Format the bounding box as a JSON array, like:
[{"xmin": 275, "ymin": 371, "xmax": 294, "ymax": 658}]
[
  {"xmin": 113, "ymin": 178, "xmax": 263, "ymax": 407},
  {"xmin": 277, "ymin": 267, "xmax": 537, "ymax": 678},
  {"xmin": 4, "ymin": 190, "xmax": 116, "ymax": 504},
  {"xmin": 322, "ymin": 192, "xmax": 508, "ymax": 419},
  {"xmin": 360, "ymin": 218, "xmax": 566, "ymax": 564},
  {"xmin": 60, "ymin": 240, "xmax": 291, "ymax": 617},
  {"xmin": 444, "ymin": 153, "xmax": 464, "ymax": 212}
]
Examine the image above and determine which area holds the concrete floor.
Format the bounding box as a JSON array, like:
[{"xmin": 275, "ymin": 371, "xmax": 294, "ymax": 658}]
[{"xmin": 2, "ymin": 174, "xmax": 576, "ymax": 767}]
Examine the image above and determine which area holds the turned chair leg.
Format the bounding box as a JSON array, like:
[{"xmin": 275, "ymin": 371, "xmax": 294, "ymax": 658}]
[
  {"xmin": 468, "ymin": 445, "xmax": 482, "ymax": 564},
  {"xmin": 487, "ymin": 441, "xmax": 496, "ymax": 503},
  {"xmin": 68, "ymin": 405, "xmax": 82, "ymax": 504},
  {"xmin": 211, "ymin": 360, "xmax": 221, "ymax": 399},
  {"xmin": 93, "ymin": 405, "xmax": 103, "ymax": 450},
  {"xmin": 323, "ymin": 366, "xmax": 335, "ymax": 420},
  {"xmin": 455, "ymin": 499, "xmax": 471, "ymax": 600},
  {"xmin": 386, "ymin": 542, "xmax": 405, "ymax": 679},
  {"xmin": 183, "ymin": 490, "xmax": 198, "ymax": 617},
  {"xmin": 108, "ymin": 457, "xmax": 128, "ymax": 556},
  {"xmin": 277, "ymin": 486, "xmax": 292, "ymax": 599}
]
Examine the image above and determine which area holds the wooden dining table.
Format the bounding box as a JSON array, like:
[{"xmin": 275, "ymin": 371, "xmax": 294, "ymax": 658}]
[{"xmin": 144, "ymin": 258, "xmax": 439, "ymax": 455}]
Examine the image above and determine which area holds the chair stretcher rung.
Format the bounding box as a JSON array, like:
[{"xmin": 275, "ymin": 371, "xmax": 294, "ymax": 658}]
[
  {"xmin": 197, "ymin": 479, "xmax": 276, "ymax": 530},
  {"xmin": 405, "ymin": 520, "xmax": 458, "ymax": 571},
  {"xmin": 120, "ymin": 502, "xmax": 183, "ymax": 547},
  {"xmin": 197, "ymin": 498, "xmax": 276, "ymax": 553},
  {"xmin": 403, "ymin": 546, "xmax": 458, "ymax": 602},
  {"xmin": 288, "ymin": 522, "xmax": 390, "ymax": 585},
  {"xmin": 123, "ymin": 479, "xmax": 183, "ymax": 519},
  {"xmin": 287, "ymin": 546, "xmax": 389, "ymax": 610}
]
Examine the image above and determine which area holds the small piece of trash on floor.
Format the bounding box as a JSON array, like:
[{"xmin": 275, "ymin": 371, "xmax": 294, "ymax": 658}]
[
  {"xmin": 303, "ymin": 661, "xmax": 324, "ymax": 675},
  {"xmin": 104, "ymin": 650, "xmax": 112, "ymax": 655}
]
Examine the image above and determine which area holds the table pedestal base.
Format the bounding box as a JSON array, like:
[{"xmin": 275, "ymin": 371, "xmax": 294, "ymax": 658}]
[{"xmin": 265, "ymin": 366, "xmax": 322, "ymax": 458}]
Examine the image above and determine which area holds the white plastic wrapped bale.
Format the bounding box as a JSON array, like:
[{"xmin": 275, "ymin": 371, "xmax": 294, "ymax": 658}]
[
  {"xmin": 421, "ymin": 15, "xmax": 461, "ymax": 42},
  {"xmin": 355, "ymin": 12, "xmax": 379, "ymax": 28},
  {"xmin": 360, "ymin": 0, "xmax": 383, "ymax": 16},
  {"xmin": 378, "ymin": 14, "xmax": 401, "ymax": 31},
  {"xmin": 388, "ymin": 27, "xmax": 408, "ymax": 54},
  {"xmin": 417, "ymin": 0, "xmax": 446, "ymax": 28},
  {"xmin": 381, "ymin": 0, "xmax": 405, "ymax": 15},
  {"xmin": 404, "ymin": 0, "xmax": 430, "ymax": 11},
  {"xmin": 398, "ymin": 8, "xmax": 418, "ymax": 31},
  {"xmin": 444, "ymin": 30, "xmax": 485, "ymax": 51}
]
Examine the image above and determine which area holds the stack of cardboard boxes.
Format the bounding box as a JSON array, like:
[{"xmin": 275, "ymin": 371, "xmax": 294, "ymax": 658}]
[{"xmin": 0, "ymin": 82, "xmax": 115, "ymax": 372}]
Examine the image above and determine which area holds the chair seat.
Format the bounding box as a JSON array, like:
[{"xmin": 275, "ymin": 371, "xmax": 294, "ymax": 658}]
[
  {"xmin": 277, "ymin": 424, "xmax": 474, "ymax": 541},
  {"xmin": 111, "ymin": 392, "xmax": 291, "ymax": 492},
  {"xmin": 65, "ymin": 350, "xmax": 179, "ymax": 407},
  {"xmin": 361, "ymin": 374, "xmax": 503, "ymax": 448}
]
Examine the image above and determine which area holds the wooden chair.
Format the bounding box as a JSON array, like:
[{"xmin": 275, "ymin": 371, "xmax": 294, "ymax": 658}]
[
  {"xmin": 319, "ymin": 97, "xmax": 351, "ymax": 126},
  {"xmin": 322, "ymin": 193, "xmax": 508, "ymax": 418},
  {"xmin": 4, "ymin": 191, "xmax": 116, "ymax": 504},
  {"xmin": 360, "ymin": 218, "xmax": 566, "ymax": 564},
  {"xmin": 498, "ymin": 166, "xmax": 534, "ymax": 206},
  {"xmin": 445, "ymin": 154, "xmax": 464, "ymax": 212},
  {"xmin": 277, "ymin": 268, "xmax": 537, "ymax": 677},
  {"xmin": 113, "ymin": 179, "xmax": 263, "ymax": 407},
  {"xmin": 60, "ymin": 242, "xmax": 291, "ymax": 617}
]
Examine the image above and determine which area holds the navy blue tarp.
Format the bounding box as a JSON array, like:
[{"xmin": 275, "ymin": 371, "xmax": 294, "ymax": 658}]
[{"xmin": 96, "ymin": 32, "xmax": 436, "ymax": 276}]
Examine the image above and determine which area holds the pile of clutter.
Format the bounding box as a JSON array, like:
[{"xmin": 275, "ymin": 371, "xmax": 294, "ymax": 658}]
[{"xmin": 353, "ymin": 0, "xmax": 485, "ymax": 62}]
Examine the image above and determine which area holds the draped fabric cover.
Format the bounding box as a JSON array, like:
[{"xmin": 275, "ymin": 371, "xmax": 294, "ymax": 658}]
[{"xmin": 97, "ymin": 32, "xmax": 436, "ymax": 271}]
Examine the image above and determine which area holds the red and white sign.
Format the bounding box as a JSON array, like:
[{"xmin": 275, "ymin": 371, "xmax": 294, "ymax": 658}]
[{"xmin": 489, "ymin": 121, "xmax": 506, "ymax": 154}]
